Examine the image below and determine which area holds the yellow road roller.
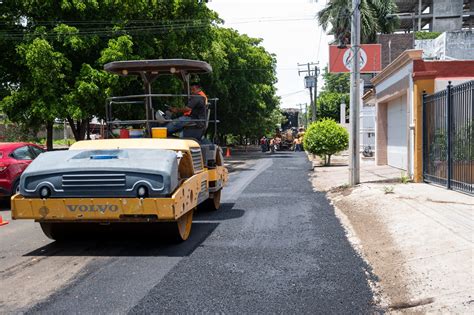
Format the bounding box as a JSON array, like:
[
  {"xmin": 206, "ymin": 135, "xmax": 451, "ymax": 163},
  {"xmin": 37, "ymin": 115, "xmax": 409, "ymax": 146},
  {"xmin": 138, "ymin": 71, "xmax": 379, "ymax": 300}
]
[{"xmin": 11, "ymin": 59, "xmax": 228, "ymax": 241}]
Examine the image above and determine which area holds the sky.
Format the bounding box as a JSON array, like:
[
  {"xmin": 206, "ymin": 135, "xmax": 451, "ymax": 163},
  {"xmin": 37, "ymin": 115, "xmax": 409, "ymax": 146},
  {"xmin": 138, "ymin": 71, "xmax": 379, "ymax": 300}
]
[{"xmin": 207, "ymin": 0, "xmax": 333, "ymax": 109}]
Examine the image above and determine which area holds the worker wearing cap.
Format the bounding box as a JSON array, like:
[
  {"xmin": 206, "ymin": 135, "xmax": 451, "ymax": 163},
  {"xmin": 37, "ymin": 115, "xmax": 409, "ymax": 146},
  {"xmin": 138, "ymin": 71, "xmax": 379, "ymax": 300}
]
[{"xmin": 166, "ymin": 84, "xmax": 207, "ymax": 134}]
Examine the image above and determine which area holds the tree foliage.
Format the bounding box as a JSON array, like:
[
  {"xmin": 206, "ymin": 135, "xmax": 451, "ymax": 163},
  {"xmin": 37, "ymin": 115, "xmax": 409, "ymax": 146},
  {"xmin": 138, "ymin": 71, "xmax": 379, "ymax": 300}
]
[
  {"xmin": 321, "ymin": 66, "xmax": 349, "ymax": 93},
  {"xmin": 303, "ymin": 118, "xmax": 349, "ymax": 165},
  {"xmin": 317, "ymin": 91, "xmax": 349, "ymax": 122},
  {"xmin": 203, "ymin": 28, "xmax": 279, "ymax": 140},
  {"xmin": 0, "ymin": 0, "xmax": 281, "ymax": 147},
  {"xmin": 315, "ymin": 66, "xmax": 349, "ymax": 121},
  {"xmin": 415, "ymin": 31, "xmax": 442, "ymax": 40},
  {"xmin": 317, "ymin": 0, "xmax": 399, "ymax": 45}
]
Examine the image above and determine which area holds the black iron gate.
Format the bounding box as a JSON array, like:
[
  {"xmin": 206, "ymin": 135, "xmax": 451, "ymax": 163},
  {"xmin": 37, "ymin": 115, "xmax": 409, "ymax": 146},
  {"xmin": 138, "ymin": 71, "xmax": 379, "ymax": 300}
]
[{"xmin": 423, "ymin": 81, "xmax": 473, "ymax": 195}]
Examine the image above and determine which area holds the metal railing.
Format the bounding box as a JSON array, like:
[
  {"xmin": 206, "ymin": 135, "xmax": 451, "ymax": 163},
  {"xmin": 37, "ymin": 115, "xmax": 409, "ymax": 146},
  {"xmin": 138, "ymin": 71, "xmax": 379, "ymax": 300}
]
[{"xmin": 423, "ymin": 81, "xmax": 473, "ymax": 195}]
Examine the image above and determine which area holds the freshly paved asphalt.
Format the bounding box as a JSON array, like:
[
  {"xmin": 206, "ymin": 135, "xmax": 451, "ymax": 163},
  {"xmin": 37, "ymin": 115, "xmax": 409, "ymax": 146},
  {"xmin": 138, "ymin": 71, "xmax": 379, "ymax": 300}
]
[{"xmin": 9, "ymin": 151, "xmax": 376, "ymax": 314}]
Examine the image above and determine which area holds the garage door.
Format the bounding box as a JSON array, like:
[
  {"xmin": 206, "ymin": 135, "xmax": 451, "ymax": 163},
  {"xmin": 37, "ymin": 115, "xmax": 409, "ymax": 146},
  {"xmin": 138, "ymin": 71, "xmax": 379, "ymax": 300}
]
[{"xmin": 387, "ymin": 95, "xmax": 407, "ymax": 170}]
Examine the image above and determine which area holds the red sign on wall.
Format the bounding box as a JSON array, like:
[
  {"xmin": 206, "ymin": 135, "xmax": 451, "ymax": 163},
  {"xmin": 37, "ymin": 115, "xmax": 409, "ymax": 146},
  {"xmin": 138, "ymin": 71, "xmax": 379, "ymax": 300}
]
[{"xmin": 329, "ymin": 44, "xmax": 382, "ymax": 73}]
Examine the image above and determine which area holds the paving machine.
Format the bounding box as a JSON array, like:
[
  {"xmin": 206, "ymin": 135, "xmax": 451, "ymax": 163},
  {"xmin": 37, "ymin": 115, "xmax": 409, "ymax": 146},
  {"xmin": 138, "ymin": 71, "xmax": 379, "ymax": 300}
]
[{"xmin": 11, "ymin": 59, "xmax": 228, "ymax": 241}]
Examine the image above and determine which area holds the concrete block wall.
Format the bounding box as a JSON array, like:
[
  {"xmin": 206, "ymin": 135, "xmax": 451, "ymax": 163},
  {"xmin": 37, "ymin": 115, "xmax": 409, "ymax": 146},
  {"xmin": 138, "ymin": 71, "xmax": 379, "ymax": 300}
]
[
  {"xmin": 415, "ymin": 31, "xmax": 474, "ymax": 60},
  {"xmin": 432, "ymin": 0, "xmax": 463, "ymax": 32},
  {"xmin": 445, "ymin": 31, "xmax": 474, "ymax": 60}
]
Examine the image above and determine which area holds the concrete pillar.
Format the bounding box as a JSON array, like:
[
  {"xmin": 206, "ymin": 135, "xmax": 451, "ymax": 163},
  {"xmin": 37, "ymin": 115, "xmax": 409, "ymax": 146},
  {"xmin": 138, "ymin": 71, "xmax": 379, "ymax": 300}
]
[
  {"xmin": 340, "ymin": 102, "xmax": 346, "ymax": 124},
  {"xmin": 375, "ymin": 102, "xmax": 388, "ymax": 166},
  {"xmin": 471, "ymin": 0, "xmax": 474, "ymax": 30},
  {"xmin": 432, "ymin": 0, "xmax": 463, "ymax": 32}
]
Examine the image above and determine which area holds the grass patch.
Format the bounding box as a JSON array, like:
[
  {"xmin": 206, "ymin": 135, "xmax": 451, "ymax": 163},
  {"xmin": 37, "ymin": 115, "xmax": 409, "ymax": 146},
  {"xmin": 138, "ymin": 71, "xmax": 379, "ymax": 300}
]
[
  {"xmin": 400, "ymin": 172, "xmax": 411, "ymax": 184},
  {"xmin": 383, "ymin": 186, "xmax": 394, "ymax": 194}
]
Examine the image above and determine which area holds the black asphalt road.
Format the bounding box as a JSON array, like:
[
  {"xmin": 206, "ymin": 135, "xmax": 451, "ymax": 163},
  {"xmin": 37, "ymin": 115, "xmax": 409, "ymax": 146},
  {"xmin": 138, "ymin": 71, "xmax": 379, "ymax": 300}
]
[{"xmin": 23, "ymin": 151, "xmax": 376, "ymax": 314}]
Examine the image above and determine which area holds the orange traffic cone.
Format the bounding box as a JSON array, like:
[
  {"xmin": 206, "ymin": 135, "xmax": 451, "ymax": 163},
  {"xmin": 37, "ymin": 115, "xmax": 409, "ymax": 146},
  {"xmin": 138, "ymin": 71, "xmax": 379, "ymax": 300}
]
[
  {"xmin": 225, "ymin": 147, "xmax": 231, "ymax": 158},
  {"xmin": 0, "ymin": 214, "xmax": 9, "ymax": 226}
]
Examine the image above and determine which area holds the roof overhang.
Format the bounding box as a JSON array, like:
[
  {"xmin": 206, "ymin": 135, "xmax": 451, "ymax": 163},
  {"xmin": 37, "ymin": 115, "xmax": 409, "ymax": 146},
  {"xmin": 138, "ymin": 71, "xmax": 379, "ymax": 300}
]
[
  {"xmin": 362, "ymin": 89, "xmax": 375, "ymax": 101},
  {"xmin": 371, "ymin": 50, "xmax": 422, "ymax": 86},
  {"xmin": 104, "ymin": 59, "xmax": 212, "ymax": 76},
  {"xmin": 413, "ymin": 60, "xmax": 474, "ymax": 80}
]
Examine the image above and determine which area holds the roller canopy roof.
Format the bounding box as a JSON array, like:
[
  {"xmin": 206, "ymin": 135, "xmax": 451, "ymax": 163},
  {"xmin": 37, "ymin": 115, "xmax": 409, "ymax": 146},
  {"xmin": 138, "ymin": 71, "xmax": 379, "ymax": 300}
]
[{"xmin": 104, "ymin": 59, "xmax": 212, "ymax": 76}]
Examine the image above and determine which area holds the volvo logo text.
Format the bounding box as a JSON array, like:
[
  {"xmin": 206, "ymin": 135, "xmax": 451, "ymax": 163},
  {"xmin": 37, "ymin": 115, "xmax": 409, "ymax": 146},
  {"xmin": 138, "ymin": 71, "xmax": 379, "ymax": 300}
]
[{"xmin": 66, "ymin": 205, "xmax": 119, "ymax": 213}]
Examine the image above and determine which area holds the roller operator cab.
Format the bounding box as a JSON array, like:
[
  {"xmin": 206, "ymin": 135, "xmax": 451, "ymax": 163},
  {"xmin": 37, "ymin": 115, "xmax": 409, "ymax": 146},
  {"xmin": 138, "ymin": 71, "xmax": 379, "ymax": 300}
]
[{"xmin": 11, "ymin": 59, "xmax": 228, "ymax": 241}]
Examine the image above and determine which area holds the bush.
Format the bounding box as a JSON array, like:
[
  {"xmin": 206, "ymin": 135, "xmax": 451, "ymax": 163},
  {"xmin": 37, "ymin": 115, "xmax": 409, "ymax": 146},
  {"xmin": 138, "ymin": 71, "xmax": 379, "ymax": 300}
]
[
  {"xmin": 415, "ymin": 31, "xmax": 442, "ymax": 40},
  {"xmin": 303, "ymin": 118, "xmax": 349, "ymax": 165}
]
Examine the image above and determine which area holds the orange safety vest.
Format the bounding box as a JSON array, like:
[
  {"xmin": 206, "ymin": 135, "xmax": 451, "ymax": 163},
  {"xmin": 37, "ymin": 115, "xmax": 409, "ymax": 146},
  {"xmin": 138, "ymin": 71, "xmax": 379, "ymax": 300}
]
[{"xmin": 184, "ymin": 91, "xmax": 207, "ymax": 116}]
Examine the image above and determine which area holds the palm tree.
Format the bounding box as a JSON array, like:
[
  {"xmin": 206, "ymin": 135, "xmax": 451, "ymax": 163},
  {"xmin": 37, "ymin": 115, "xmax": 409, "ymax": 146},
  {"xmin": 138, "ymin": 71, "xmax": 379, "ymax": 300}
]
[{"xmin": 317, "ymin": 0, "xmax": 399, "ymax": 45}]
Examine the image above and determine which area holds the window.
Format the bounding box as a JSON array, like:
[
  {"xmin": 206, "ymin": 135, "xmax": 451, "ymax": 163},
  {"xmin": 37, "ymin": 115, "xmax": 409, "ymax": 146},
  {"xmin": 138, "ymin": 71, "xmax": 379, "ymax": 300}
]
[
  {"xmin": 29, "ymin": 146, "xmax": 44, "ymax": 157},
  {"xmin": 12, "ymin": 146, "xmax": 35, "ymax": 160}
]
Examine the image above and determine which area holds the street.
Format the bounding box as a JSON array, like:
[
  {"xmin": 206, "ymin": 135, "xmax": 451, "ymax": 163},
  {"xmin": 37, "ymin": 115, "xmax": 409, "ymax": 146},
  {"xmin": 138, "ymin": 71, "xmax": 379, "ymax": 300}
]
[{"xmin": 0, "ymin": 151, "xmax": 376, "ymax": 314}]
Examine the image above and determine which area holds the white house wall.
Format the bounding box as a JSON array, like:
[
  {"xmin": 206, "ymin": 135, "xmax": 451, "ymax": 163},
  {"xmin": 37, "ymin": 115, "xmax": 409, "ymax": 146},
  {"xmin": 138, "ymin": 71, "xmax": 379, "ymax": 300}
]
[
  {"xmin": 387, "ymin": 95, "xmax": 408, "ymax": 170},
  {"xmin": 374, "ymin": 61, "xmax": 414, "ymax": 174},
  {"xmin": 376, "ymin": 63, "xmax": 412, "ymax": 101}
]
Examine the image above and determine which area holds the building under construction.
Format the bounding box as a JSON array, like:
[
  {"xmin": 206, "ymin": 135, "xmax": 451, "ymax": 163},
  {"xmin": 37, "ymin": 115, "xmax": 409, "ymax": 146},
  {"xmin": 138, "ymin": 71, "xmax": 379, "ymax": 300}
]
[{"xmin": 395, "ymin": 0, "xmax": 474, "ymax": 32}]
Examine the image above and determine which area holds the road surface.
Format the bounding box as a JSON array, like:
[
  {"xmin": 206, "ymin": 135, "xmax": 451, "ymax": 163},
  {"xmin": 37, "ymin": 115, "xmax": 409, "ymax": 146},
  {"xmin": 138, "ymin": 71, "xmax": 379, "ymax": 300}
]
[{"xmin": 0, "ymin": 151, "xmax": 376, "ymax": 314}]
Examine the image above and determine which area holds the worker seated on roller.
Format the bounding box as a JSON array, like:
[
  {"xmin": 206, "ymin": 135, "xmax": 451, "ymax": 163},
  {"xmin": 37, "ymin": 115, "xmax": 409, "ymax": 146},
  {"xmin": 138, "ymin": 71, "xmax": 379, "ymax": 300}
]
[{"xmin": 166, "ymin": 83, "xmax": 207, "ymax": 134}]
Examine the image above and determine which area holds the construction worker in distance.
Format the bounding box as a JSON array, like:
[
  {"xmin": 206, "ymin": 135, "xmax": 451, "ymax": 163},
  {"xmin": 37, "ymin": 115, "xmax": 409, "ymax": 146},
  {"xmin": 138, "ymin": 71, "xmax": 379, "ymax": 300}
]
[{"xmin": 166, "ymin": 83, "xmax": 208, "ymax": 134}]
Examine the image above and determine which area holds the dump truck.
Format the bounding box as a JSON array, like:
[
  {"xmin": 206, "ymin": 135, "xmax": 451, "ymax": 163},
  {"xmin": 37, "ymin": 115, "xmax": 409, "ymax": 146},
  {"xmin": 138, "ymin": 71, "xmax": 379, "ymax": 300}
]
[{"xmin": 11, "ymin": 59, "xmax": 228, "ymax": 241}]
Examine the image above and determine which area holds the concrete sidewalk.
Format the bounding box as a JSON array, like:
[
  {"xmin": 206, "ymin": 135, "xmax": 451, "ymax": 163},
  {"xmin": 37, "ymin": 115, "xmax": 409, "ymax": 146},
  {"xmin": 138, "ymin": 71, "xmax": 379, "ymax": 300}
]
[{"xmin": 309, "ymin": 154, "xmax": 473, "ymax": 313}]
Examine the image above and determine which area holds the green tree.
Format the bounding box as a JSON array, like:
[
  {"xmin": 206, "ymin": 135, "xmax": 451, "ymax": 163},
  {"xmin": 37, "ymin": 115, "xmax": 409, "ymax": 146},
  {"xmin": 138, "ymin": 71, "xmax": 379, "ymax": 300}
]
[
  {"xmin": 0, "ymin": 1, "xmax": 278, "ymax": 147},
  {"xmin": 0, "ymin": 0, "xmax": 217, "ymax": 146},
  {"xmin": 321, "ymin": 66, "xmax": 349, "ymax": 93},
  {"xmin": 303, "ymin": 118, "xmax": 349, "ymax": 165},
  {"xmin": 2, "ymin": 37, "xmax": 71, "ymax": 150},
  {"xmin": 203, "ymin": 27, "xmax": 279, "ymax": 141},
  {"xmin": 316, "ymin": 91, "xmax": 349, "ymax": 122},
  {"xmin": 313, "ymin": 66, "xmax": 349, "ymax": 121},
  {"xmin": 317, "ymin": 0, "xmax": 399, "ymax": 45}
]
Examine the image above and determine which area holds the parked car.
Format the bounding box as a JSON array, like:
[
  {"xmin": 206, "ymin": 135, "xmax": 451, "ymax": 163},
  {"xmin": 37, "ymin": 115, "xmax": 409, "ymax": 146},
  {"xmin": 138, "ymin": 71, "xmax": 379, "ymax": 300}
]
[{"xmin": 0, "ymin": 142, "xmax": 45, "ymax": 198}]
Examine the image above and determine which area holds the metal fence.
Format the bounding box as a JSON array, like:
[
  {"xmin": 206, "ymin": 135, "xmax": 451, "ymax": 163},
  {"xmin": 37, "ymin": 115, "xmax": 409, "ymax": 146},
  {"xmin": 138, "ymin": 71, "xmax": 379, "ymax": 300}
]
[{"xmin": 423, "ymin": 81, "xmax": 473, "ymax": 195}]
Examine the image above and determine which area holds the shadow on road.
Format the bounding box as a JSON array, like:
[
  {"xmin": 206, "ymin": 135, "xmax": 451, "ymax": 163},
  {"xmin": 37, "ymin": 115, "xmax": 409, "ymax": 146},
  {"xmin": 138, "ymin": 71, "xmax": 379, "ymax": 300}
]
[
  {"xmin": 313, "ymin": 164, "xmax": 348, "ymax": 168},
  {"xmin": 23, "ymin": 222, "xmax": 218, "ymax": 258},
  {"xmin": 268, "ymin": 152, "xmax": 300, "ymax": 158},
  {"xmin": 0, "ymin": 199, "xmax": 11, "ymax": 211},
  {"xmin": 22, "ymin": 203, "xmax": 244, "ymax": 258},
  {"xmin": 195, "ymin": 202, "xmax": 244, "ymax": 221}
]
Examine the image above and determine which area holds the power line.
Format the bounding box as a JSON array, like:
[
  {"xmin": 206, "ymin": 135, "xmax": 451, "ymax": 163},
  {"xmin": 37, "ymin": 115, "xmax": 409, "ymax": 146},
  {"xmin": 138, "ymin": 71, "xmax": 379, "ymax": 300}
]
[
  {"xmin": 0, "ymin": 15, "xmax": 316, "ymax": 26},
  {"xmin": 316, "ymin": 25, "xmax": 323, "ymax": 63},
  {"xmin": 0, "ymin": 16, "xmax": 317, "ymax": 40},
  {"xmin": 279, "ymin": 90, "xmax": 307, "ymax": 98}
]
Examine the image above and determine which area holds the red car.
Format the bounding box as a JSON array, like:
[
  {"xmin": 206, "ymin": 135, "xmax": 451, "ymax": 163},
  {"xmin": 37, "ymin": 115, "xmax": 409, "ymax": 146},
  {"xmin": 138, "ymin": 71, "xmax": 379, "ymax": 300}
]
[{"xmin": 0, "ymin": 142, "xmax": 45, "ymax": 198}]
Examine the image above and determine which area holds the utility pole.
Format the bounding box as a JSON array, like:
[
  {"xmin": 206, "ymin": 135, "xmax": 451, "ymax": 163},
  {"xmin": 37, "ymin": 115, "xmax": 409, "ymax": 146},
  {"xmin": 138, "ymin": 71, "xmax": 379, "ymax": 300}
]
[
  {"xmin": 349, "ymin": 0, "xmax": 361, "ymax": 186},
  {"xmin": 298, "ymin": 103, "xmax": 308, "ymax": 129},
  {"xmin": 298, "ymin": 62, "xmax": 318, "ymax": 123},
  {"xmin": 298, "ymin": 103, "xmax": 303, "ymax": 128},
  {"xmin": 314, "ymin": 65, "xmax": 319, "ymax": 122},
  {"xmin": 305, "ymin": 103, "xmax": 308, "ymax": 128}
]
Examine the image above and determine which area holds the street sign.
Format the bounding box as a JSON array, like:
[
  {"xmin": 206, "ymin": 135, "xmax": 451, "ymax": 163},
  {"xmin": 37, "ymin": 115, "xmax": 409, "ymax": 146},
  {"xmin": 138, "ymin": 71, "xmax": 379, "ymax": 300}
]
[
  {"xmin": 304, "ymin": 76, "xmax": 315, "ymax": 88},
  {"xmin": 329, "ymin": 44, "xmax": 382, "ymax": 73}
]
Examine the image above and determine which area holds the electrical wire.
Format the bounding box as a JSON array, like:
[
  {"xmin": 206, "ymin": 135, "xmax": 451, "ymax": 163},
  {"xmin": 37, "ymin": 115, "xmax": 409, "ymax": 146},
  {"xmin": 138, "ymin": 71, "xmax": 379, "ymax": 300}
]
[
  {"xmin": 0, "ymin": 15, "xmax": 316, "ymax": 26},
  {"xmin": 0, "ymin": 16, "xmax": 318, "ymax": 40},
  {"xmin": 316, "ymin": 26, "xmax": 323, "ymax": 63},
  {"xmin": 279, "ymin": 90, "xmax": 307, "ymax": 98}
]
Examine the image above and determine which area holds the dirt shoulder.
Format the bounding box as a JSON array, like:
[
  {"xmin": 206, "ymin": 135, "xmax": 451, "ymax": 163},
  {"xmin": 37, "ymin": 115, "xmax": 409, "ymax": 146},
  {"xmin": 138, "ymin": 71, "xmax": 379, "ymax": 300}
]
[{"xmin": 308, "ymin": 154, "xmax": 474, "ymax": 313}]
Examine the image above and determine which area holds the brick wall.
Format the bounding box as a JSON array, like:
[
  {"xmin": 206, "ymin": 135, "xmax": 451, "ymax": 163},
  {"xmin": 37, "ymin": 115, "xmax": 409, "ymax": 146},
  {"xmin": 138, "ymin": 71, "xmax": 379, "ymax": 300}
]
[{"xmin": 377, "ymin": 34, "xmax": 414, "ymax": 69}]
